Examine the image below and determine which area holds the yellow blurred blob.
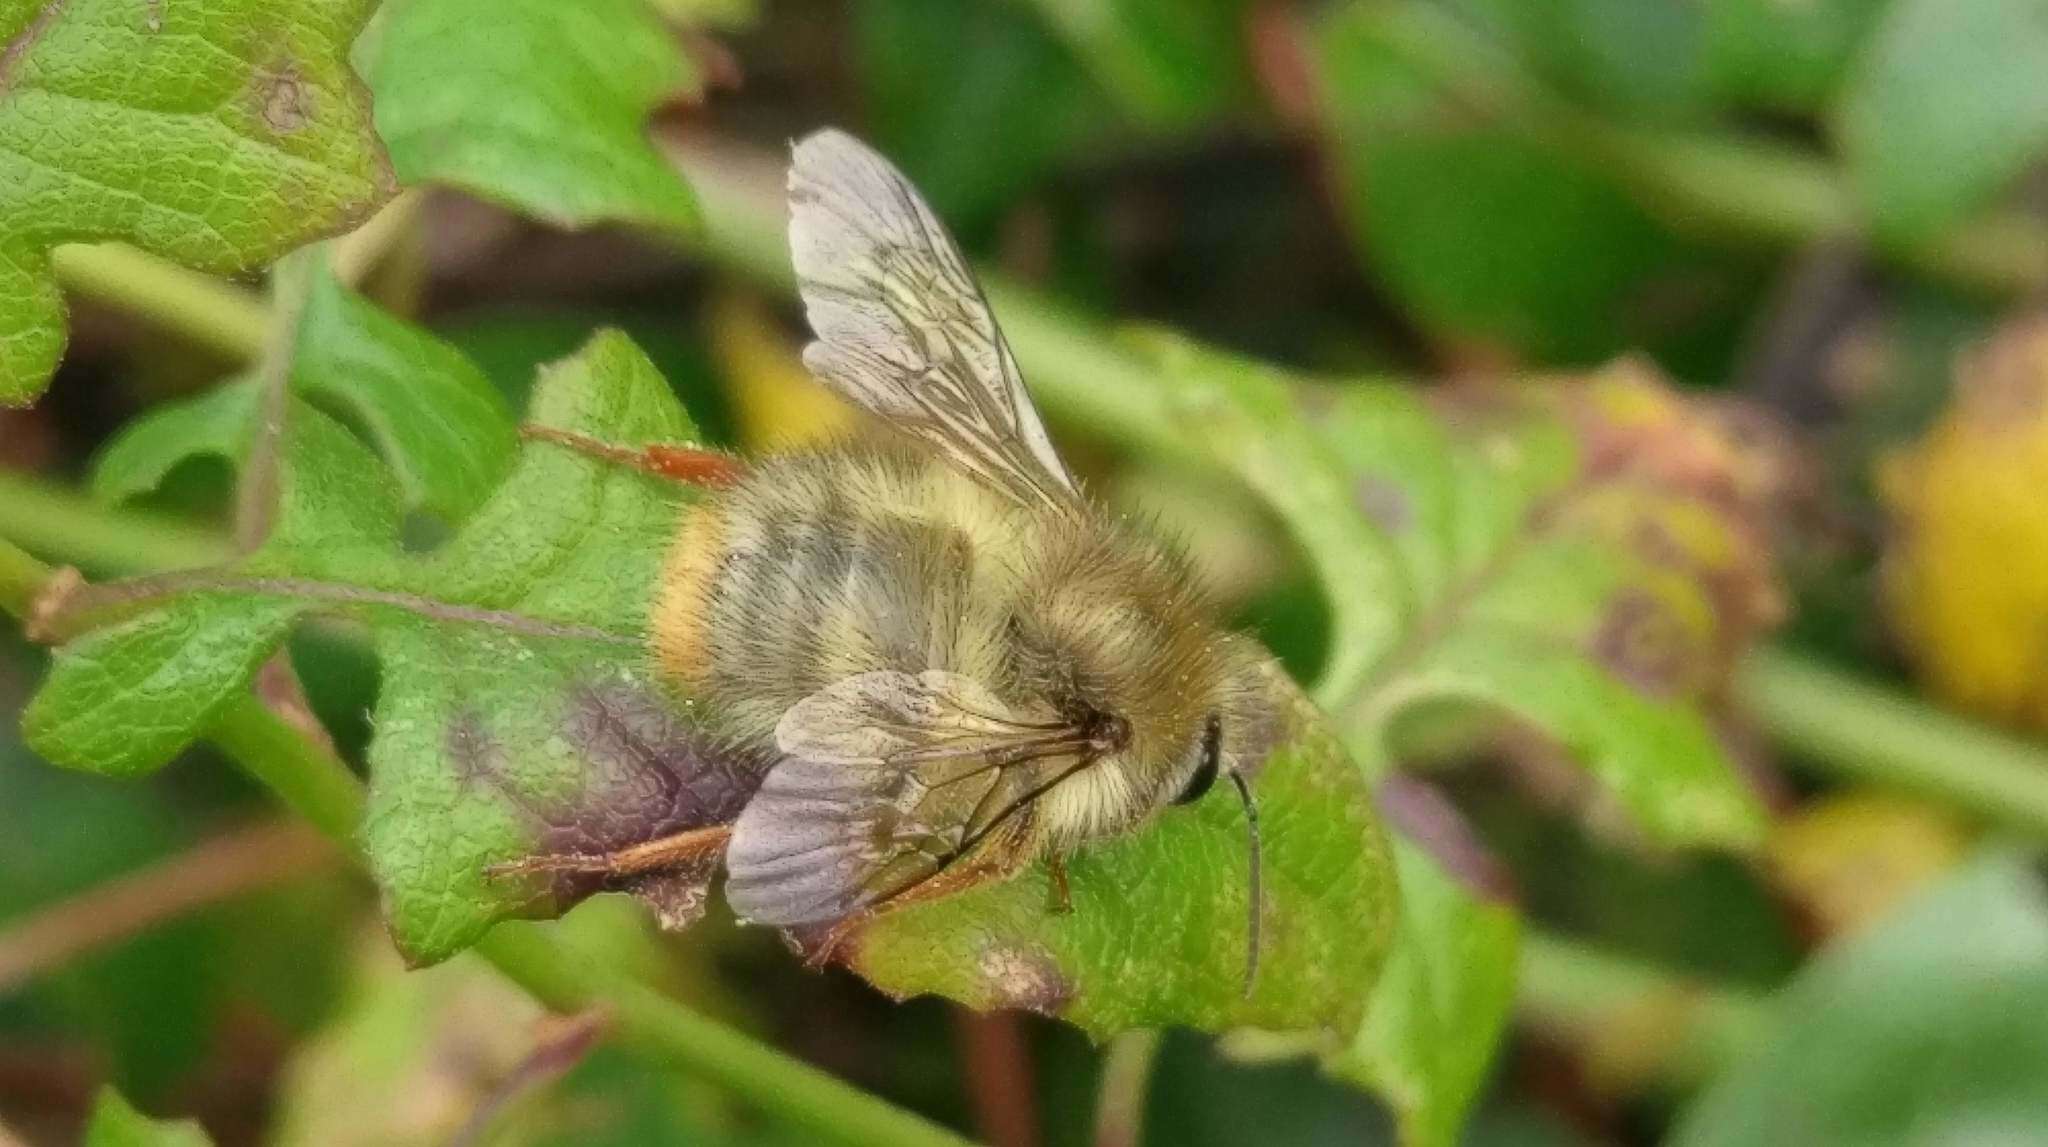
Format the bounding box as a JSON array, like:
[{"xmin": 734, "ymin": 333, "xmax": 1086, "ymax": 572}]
[
  {"xmin": 1768, "ymin": 790, "xmax": 1971, "ymax": 941},
  {"xmin": 708, "ymin": 291, "xmax": 860, "ymax": 451},
  {"xmin": 1882, "ymin": 316, "xmax": 2048, "ymax": 729}
]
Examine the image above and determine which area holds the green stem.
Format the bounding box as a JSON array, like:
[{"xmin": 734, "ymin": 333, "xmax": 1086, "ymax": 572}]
[
  {"xmin": 1515, "ymin": 930, "xmax": 1775, "ymax": 1093},
  {"xmin": 479, "ymin": 926, "xmax": 975, "ymax": 1147},
  {"xmin": 0, "ymin": 544, "xmax": 975, "ymax": 1147},
  {"xmin": 1358, "ymin": 4, "xmax": 2048, "ymax": 296},
  {"xmin": 0, "ymin": 537, "xmax": 49, "ymax": 617},
  {"xmin": 1092, "ymin": 1030, "xmax": 1163, "ymax": 1147},
  {"xmin": 0, "ymin": 470, "xmax": 229, "ymax": 573},
  {"xmin": 208, "ymin": 696, "xmax": 367, "ymax": 843},
  {"xmin": 235, "ymin": 247, "xmax": 321, "ymax": 549},
  {"xmin": 50, "ymin": 244, "xmax": 269, "ymax": 362},
  {"xmin": 331, "ymin": 189, "xmax": 427, "ymax": 287},
  {"xmin": 221, "ymin": 699, "xmax": 974, "ymax": 1147},
  {"xmin": 1735, "ymin": 647, "xmax": 2048, "ymax": 838}
]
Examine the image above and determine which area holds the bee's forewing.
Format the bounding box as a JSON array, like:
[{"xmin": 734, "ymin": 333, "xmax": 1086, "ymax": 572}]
[
  {"xmin": 788, "ymin": 128, "xmax": 1081, "ymax": 511},
  {"xmin": 774, "ymin": 668, "xmax": 1028, "ymax": 764}
]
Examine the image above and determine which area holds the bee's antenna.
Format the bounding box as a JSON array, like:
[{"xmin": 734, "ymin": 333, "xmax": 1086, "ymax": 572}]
[{"xmin": 1229, "ymin": 768, "xmax": 1261, "ymax": 996}]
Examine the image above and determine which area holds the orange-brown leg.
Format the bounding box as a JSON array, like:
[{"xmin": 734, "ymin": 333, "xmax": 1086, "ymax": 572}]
[
  {"xmin": 522, "ymin": 425, "xmax": 746, "ymax": 488},
  {"xmin": 1045, "ymin": 854, "xmax": 1072, "ymax": 915},
  {"xmin": 487, "ymin": 825, "xmax": 734, "ymax": 882},
  {"xmin": 803, "ymin": 821, "xmax": 1038, "ymax": 969}
]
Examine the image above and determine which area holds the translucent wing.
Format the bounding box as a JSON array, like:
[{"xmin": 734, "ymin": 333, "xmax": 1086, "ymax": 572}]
[
  {"xmin": 725, "ymin": 670, "xmax": 1094, "ymax": 926},
  {"xmin": 787, "ymin": 128, "xmax": 1081, "ymax": 510}
]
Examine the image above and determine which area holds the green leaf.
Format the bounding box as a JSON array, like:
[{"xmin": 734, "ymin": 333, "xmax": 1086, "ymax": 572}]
[
  {"xmin": 89, "ymin": 268, "xmax": 515, "ymax": 521},
  {"xmin": 36, "ymin": 332, "xmax": 721, "ymax": 963},
  {"xmin": 1224, "ymin": 792, "xmax": 1520, "ymax": 1147},
  {"xmin": 1101, "ymin": 331, "xmax": 1773, "ymax": 1143},
  {"xmin": 368, "ymin": 0, "xmax": 699, "ymax": 235},
  {"xmin": 24, "ymin": 595, "xmax": 306, "ymax": 777},
  {"xmin": 1134, "ymin": 334, "xmax": 1773, "ymax": 852},
  {"xmin": 1701, "ymin": 0, "xmax": 1888, "ymax": 113},
  {"xmin": 294, "ymin": 268, "xmax": 516, "ymax": 520},
  {"xmin": 0, "ymin": 0, "xmax": 392, "ymax": 405},
  {"xmin": 855, "ymin": 0, "xmax": 1111, "ymax": 224},
  {"xmin": 1019, "ymin": 0, "xmax": 1255, "ymax": 127},
  {"xmin": 1450, "ymin": 0, "xmax": 1712, "ymax": 120},
  {"xmin": 1345, "ymin": 844, "xmax": 1517, "ymax": 1147},
  {"xmin": 324, "ymin": 333, "xmax": 713, "ymax": 964},
  {"xmin": 1837, "ymin": 0, "xmax": 2048, "ymax": 243},
  {"xmin": 91, "ymin": 380, "xmax": 262, "ymax": 506},
  {"xmin": 1312, "ymin": 7, "xmax": 1740, "ymax": 364},
  {"xmin": 1333, "ymin": 781, "xmax": 1520, "ymax": 1147},
  {"xmin": 853, "ymin": 665, "xmax": 1397, "ymax": 1037},
  {"xmin": 1671, "ymin": 851, "xmax": 2048, "ymax": 1146},
  {"xmin": 83, "ymin": 1088, "xmax": 213, "ymax": 1147}
]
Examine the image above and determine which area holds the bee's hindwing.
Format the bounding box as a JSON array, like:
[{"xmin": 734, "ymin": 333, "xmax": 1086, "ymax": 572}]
[{"xmin": 725, "ymin": 669, "xmax": 1094, "ymax": 925}]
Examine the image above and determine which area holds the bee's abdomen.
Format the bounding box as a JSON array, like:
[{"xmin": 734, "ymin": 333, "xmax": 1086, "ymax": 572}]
[{"xmin": 652, "ymin": 450, "xmax": 1009, "ymax": 742}]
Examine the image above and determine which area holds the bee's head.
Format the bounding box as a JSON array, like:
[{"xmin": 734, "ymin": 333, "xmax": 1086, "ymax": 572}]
[{"xmin": 1171, "ymin": 634, "xmax": 1283, "ymax": 795}]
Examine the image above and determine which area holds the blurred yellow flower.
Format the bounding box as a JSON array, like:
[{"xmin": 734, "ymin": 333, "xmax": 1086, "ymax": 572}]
[
  {"xmin": 1768, "ymin": 790, "xmax": 1972, "ymax": 941},
  {"xmin": 1882, "ymin": 315, "xmax": 2048, "ymax": 730}
]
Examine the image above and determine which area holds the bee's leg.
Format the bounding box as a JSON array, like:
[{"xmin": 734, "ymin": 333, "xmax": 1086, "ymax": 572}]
[
  {"xmin": 521, "ymin": 425, "xmax": 745, "ymax": 488},
  {"xmin": 1044, "ymin": 854, "xmax": 1073, "ymax": 915},
  {"xmin": 486, "ymin": 825, "xmax": 734, "ymax": 881},
  {"xmin": 802, "ymin": 820, "xmax": 1037, "ymax": 969}
]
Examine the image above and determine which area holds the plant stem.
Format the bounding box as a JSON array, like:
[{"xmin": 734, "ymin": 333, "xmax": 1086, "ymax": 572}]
[
  {"xmin": 1092, "ymin": 1030, "xmax": 1162, "ymax": 1147},
  {"xmin": 0, "ymin": 819, "xmax": 332, "ymax": 993},
  {"xmin": 1357, "ymin": 4, "xmax": 2048, "ymax": 296},
  {"xmin": 1736, "ymin": 647, "xmax": 2048, "ymax": 838},
  {"xmin": 50, "ymin": 244, "xmax": 269, "ymax": 362},
  {"xmin": 0, "ymin": 470, "xmax": 229, "ymax": 573},
  {"xmin": 0, "ymin": 543, "xmax": 976, "ymax": 1147},
  {"xmin": 219, "ymin": 700, "xmax": 974, "ymax": 1147},
  {"xmin": 0, "ymin": 538, "xmax": 51, "ymax": 617},
  {"xmin": 236, "ymin": 248, "xmax": 320, "ymax": 549},
  {"xmin": 208, "ymin": 696, "xmax": 369, "ymax": 842},
  {"xmin": 213, "ymin": 694, "xmax": 973, "ymax": 1147},
  {"xmin": 1515, "ymin": 931, "xmax": 1774, "ymax": 1094},
  {"xmin": 331, "ymin": 189, "xmax": 428, "ymax": 287},
  {"xmin": 480, "ymin": 925, "xmax": 976, "ymax": 1147}
]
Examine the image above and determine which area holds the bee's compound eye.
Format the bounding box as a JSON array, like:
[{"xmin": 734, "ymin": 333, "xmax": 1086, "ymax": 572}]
[
  {"xmin": 1172, "ymin": 753, "xmax": 1218, "ymax": 806},
  {"xmin": 1172, "ymin": 714, "xmax": 1224, "ymax": 806}
]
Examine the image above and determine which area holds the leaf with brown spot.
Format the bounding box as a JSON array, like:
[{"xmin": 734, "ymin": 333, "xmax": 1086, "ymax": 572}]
[
  {"xmin": 26, "ymin": 330, "xmax": 758, "ymax": 964},
  {"xmin": 1135, "ymin": 335, "xmax": 1780, "ymax": 851},
  {"xmin": 0, "ymin": 0, "xmax": 393, "ymax": 405}
]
